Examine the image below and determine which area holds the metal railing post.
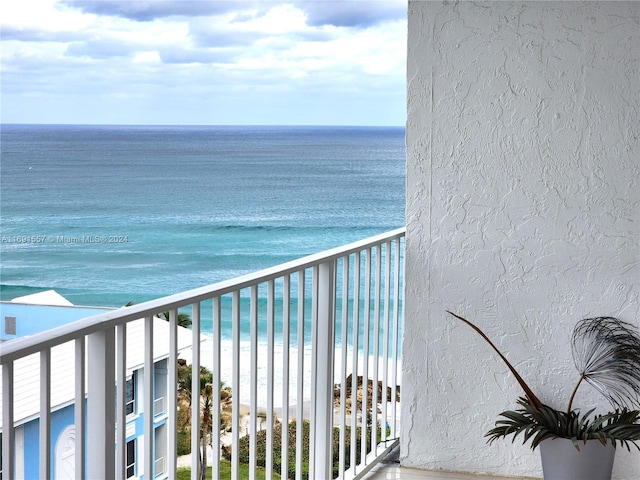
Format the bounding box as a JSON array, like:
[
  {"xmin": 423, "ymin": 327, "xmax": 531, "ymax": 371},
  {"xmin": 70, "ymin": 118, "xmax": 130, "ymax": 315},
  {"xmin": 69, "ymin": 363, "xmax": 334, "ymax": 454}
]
[
  {"xmin": 168, "ymin": 310, "xmax": 178, "ymax": 477},
  {"xmin": 87, "ymin": 328, "xmax": 116, "ymax": 479},
  {"xmin": 313, "ymin": 260, "xmax": 336, "ymax": 479},
  {"xmin": 116, "ymin": 325, "xmax": 126, "ymax": 480},
  {"xmin": 191, "ymin": 306, "xmax": 200, "ymax": 480},
  {"xmin": 2, "ymin": 362, "xmax": 15, "ymax": 480},
  {"xmin": 145, "ymin": 316, "xmax": 155, "ymax": 479},
  {"xmin": 39, "ymin": 349, "xmax": 51, "ymax": 479}
]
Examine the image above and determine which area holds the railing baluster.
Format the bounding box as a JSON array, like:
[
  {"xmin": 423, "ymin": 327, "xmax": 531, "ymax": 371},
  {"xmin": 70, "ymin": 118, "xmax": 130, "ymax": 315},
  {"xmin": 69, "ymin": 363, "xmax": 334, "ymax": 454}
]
[
  {"xmin": 295, "ymin": 270, "xmax": 305, "ymax": 480},
  {"xmin": 281, "ymin": 275, "xmax": 291, "ymax": 480},
  {"xmin": 361, "ymin": 247, "xmax": 372, "ymax": 467},
  {"xmin": 250, "ymin": 285, "xmax": 258, "ymax": 480},
  {"xmin": 339, "ymin": 256, "xmax": 350, "ymax": 476},
  {"xmin": 191, "ymin": 305, "xmax": 201, "ymax": 480},
  {"xmin": 2, "ymin": 361, "xmax": 14, "ymax": 479},
  {"xmin": 168, "ymin": 310, "xmax": 178, "ymax": 477},
  {"xmin": 266, "ymin": 279, "xmax": 275, "ymax": 479},
  {"xmin": 391, "ymin": 239, "xmax": 401, "ymax": 436},
  {"xmin": 39, "ymin": 348, "xmax": 51, "ymax": 479},
  {"xmin": 116, "ymin": 324, "xmax": 127, "ymax": 480},
  {"xmin": 87, "ymin": 328, "xmax": 115, "ymax": 479},
  {"xmin": 144, "ymin": 316, "xmax": 154, "ymax": 479},
  {"xmin": 350, "ymin": 251, "xmax": 361, "ymax": 476},
  {"xmin": 75, "ymin": 338, "xmax": 86, "ymax": 480},
  {"xmin": 212, "ymin": 297, "xmax": 222, "ymax": 480},
  {"xmin": 372, "ymin": 245, "xmax": 382, "ymax": 457},
  {"xmin": 382, "ymin": 241, "xmax": 392, "ymax": 444},
  {"xmin": 232, "ymin": 290, "xmax": 241, "ymax": 480},
  {"xmin": 309, "ymin": 265, "xmax": 318, "ymax": 476}
]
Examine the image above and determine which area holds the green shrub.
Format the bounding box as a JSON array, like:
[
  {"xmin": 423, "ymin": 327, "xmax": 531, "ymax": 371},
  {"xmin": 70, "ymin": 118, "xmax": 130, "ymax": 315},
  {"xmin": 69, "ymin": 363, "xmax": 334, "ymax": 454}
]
[
  {"xmin": 177, "ymin": 461, "xmax": 279, "ymax": 480},
  {"xmin": 177, "ymin": 428, "xmax": 191, "ymax": 456},
  {"xmin": 225, "ymin": 420, "xmax": 375, "ymax": 479}
]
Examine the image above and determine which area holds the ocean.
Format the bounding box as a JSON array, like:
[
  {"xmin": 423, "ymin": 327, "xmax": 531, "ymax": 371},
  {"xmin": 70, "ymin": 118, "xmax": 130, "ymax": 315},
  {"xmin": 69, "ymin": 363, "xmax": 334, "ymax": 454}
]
[
  {"xmin": 1, "ymin": 124, "xmax": 405, "ymax": 305},
  {"xmin": 1, "ymin": 124, "xmax": 405, "ymax": 404},
  {"xmin": 0, "ymin": 125, "xmax": 405, "ymax": 403}
]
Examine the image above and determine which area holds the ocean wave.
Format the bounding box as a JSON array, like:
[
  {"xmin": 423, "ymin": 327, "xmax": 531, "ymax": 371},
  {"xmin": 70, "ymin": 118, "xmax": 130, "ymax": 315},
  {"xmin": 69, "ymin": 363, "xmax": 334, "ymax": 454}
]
[{"xmin": 2, "ymin": 125, "xmax": 404, "ymax": 309}]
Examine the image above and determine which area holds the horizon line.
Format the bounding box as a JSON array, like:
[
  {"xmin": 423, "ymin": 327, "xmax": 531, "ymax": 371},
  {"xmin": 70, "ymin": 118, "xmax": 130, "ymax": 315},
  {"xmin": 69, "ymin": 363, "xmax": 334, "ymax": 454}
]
[{"xmin": 1, "ymin": 122, "xmax": 406, "ymax": 128}]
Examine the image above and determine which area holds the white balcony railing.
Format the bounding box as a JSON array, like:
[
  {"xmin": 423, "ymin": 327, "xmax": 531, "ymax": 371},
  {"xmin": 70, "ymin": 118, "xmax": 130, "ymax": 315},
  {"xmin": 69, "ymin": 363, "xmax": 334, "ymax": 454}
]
[{"xmin": 1, "ymin": 228, "xmax": 404, "ymax": 480}]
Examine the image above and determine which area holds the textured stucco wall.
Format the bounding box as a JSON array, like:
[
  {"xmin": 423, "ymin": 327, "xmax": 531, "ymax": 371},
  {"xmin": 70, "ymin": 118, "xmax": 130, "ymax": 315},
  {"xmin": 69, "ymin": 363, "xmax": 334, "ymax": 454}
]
[{"xmin": 403, "ymin": 1, "xmax": 639, "ymax": 478}]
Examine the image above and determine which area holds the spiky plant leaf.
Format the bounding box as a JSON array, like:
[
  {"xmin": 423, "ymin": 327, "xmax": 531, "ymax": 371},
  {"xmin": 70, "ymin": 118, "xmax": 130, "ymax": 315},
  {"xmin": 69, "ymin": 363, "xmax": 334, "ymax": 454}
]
[
  {"xmin": 571, "ymin": 317, "xmax": 640, "ymax": 410},
  {"xmin": 485, "ymin": 397, "xmax": 640, "ymax": 451},
  {"xmin": 446, "ymin": 311, "xmax": 545, "ymax": 408}
]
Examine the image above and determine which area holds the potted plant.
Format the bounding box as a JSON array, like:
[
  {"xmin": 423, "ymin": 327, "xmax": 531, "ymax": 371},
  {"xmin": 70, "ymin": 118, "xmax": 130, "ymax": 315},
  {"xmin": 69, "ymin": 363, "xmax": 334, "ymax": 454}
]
[{"xmin": 447, "ymin": 311, "xmax": 640, "ymax": 480}]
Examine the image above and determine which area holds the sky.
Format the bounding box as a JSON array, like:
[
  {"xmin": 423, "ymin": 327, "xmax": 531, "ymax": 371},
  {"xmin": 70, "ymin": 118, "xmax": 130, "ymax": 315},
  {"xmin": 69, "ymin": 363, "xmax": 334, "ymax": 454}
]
[{"xmin": 0, "ymin": 0, "xmax": 407, "ymax": 126}]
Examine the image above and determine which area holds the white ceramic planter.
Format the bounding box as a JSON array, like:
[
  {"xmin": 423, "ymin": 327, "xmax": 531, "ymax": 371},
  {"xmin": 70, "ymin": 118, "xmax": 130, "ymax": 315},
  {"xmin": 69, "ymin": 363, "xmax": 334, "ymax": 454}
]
[{"xmin": 540, "ymin": 438, "xmax": 616, "ymax": 480}]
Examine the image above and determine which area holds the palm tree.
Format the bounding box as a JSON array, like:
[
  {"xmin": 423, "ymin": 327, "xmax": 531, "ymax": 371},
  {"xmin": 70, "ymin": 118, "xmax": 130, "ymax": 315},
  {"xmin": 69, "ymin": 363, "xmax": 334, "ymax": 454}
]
[
  {"xmin": 176, "ymin": 362, "xmax": 216, "ymax": 478},
  {"xmin": 124, "ymin": 301, "xmax": 192, "ymax": 329},
  {"xmin": 177, "ymin": 363, "xmax": 213, "ymax": 408},
  {"xmin": 199, "ymin": 382, "xmax": 213, "ymax": 480},
  {"xmin": 157, "ymin": 310, "xmax": 192, "ymax": 329}
]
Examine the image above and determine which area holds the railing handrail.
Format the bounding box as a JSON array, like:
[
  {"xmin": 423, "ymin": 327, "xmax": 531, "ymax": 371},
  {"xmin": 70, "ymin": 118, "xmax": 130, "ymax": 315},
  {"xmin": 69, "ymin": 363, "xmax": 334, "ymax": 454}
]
[{"xmin": 0, "ymin": 227, "xmax": 405, "ymax": 364}]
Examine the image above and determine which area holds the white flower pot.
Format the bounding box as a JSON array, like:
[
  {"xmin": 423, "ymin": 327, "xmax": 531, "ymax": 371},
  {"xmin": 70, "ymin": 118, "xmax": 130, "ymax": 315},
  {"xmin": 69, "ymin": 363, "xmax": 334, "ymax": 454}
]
[{"xmin": 540, "ymin": 438, "xmax": 616, "ymax": 480}]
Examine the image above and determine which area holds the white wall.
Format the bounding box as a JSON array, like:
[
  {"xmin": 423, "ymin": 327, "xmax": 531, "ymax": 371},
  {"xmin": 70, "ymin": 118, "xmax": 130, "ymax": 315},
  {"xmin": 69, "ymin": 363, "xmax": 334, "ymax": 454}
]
[{"xmin": 403, "ymin": 1, "xmax": 639, "ymax": 478}]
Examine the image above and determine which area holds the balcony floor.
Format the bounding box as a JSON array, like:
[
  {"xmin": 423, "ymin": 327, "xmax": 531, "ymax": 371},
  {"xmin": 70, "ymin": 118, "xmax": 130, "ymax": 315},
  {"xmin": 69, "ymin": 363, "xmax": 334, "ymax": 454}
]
[
  {"xmin": 361, "ymin": 447, "xmax": 541, "ymax": 480},
  {"xmin": 362, "ymin": 465, "xmax": 540, "ymax": 480}
]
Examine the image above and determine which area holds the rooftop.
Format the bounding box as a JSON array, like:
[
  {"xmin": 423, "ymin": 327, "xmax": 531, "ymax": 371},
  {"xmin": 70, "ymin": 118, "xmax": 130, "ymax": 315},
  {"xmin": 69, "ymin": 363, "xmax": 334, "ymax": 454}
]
[{"xmin": 0, "ymin": 291, "xmax": 193, "ymax": 427}]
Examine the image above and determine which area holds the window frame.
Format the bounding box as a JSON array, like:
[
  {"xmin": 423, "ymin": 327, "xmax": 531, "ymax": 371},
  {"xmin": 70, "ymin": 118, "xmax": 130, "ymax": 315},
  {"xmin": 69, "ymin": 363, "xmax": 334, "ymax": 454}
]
[
  {"xmin": 125, "ymin": 373, "xmax": 135, "ymax": 416},
  {"xmin": 126, "ymin": 439, "xmax": 135, "ymax": 478}
]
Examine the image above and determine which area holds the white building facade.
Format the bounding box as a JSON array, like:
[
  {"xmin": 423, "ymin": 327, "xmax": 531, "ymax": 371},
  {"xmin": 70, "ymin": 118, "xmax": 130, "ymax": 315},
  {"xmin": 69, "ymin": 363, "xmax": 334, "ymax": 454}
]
[{"xmin": 0, "ymin": 292, "xmax": 192, "ymax": 479}]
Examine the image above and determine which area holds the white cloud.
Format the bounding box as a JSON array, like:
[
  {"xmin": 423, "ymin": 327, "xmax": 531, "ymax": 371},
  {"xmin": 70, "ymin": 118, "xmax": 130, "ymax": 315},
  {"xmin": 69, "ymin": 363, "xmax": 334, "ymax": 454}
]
[
  {"xmin": 132, "ymin": 51, "xmax": 162, "ymax": 64},
  {"xmin": 0, "ymin": 0, "xmax": 92, "ymax": 32},
  {"xmin": 0, "ymin": 0, "xmax": 406, "ymax": 125},
  {"xmin": 236, "ymin": 4, "xmax": 309, "ymax": 35}
]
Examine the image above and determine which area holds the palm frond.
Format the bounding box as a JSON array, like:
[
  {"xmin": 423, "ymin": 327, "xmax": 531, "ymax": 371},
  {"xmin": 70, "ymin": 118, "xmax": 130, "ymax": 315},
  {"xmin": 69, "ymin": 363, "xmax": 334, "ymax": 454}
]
[{"xmin": 571, "ymin": 317, "xmax": 640, "ymax": 410}]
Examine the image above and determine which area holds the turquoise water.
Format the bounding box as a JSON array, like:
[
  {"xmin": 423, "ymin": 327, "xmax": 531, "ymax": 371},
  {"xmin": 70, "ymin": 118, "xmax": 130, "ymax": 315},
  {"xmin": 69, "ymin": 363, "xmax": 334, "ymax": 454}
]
[
  {"xmin": 1, "ymin": 125, "xmax": 405, "ymax": 403},
  {"xmin": 1, "ymin": 125, "xmax": 405, "ymax": 308}
]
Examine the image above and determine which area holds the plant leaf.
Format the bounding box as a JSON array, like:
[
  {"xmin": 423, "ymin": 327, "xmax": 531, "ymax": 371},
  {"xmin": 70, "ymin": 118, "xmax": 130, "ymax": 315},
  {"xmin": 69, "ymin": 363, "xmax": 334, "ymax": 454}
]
[
  {"xmin": 571, "ymin": 317, "xmax": 640, "ymax": 409},
  {"xmin": 447, "ymin": 311, "xmax": 545, "ymax": 409},
  {"xmin": 484, "ymin": 397, "xmax": 640, "ymax": 451}
]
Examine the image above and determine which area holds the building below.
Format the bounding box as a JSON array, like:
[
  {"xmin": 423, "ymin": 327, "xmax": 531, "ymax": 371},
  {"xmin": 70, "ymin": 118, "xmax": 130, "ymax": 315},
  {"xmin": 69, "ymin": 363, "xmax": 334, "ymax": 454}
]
[{"xmin": 0, "ymin": 290, "xmax": 192, "ymax": 479}]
